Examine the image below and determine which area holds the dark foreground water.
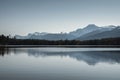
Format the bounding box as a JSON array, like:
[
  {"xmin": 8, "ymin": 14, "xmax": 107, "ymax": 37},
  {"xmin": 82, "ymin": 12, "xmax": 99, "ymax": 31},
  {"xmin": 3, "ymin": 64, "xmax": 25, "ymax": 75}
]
[{"xmin": 0, "ymin": 47, "xmax": 120, "ymax": 80}]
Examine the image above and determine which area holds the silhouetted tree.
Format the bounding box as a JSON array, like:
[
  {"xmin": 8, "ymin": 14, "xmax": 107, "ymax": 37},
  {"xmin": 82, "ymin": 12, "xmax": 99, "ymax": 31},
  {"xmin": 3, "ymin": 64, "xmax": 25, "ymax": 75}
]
[{"xmin": 0, "ymin": 34, "xmax": 120, "ymax": 45}]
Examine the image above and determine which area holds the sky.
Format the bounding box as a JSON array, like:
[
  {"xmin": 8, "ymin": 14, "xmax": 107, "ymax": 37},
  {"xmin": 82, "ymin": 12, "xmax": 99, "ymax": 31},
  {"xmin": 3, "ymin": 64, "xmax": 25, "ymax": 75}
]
[{"xmin": 0, "ymin": 0, "xmax": 120, "ymax": 36}]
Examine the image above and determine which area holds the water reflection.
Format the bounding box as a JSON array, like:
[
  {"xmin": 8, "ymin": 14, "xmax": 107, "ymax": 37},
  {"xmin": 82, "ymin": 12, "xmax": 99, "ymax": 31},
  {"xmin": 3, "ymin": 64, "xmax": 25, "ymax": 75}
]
[
  {"xmin": 0, "ymin": 48, "xmax": 120, "ymax": 65},
  {"xmin": 0, "ymin": 48, "xmax": 9, "ymax": 56}
]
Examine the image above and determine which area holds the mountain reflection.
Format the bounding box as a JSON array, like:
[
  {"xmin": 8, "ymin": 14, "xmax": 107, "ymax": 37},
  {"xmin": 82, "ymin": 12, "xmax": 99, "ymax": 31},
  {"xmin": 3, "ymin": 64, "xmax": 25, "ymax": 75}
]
[
  {"xmin": 27, "ymin": 49, "xmax": 120, "ymax": 65},
  {"xmin": 0, "ymin": 48, "xmax": 120, "ymax": 65}
]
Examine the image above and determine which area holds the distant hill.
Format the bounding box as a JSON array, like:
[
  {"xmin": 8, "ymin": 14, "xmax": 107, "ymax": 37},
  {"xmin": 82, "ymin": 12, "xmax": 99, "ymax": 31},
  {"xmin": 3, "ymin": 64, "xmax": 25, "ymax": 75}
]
[
  {"xmin": 15, "ymin": 32, "xmax": 75, "ymax": 40},
  {"xmin": 69, "ymin": 24, "xmax": 101, "ymax": 37},
  {"xmin": 77, "ymin": 26, "xmax": 120, "ymax": 40},
  {"xmin": 15, "ymin": 24, "xmax": 119, "ymax": 40}
]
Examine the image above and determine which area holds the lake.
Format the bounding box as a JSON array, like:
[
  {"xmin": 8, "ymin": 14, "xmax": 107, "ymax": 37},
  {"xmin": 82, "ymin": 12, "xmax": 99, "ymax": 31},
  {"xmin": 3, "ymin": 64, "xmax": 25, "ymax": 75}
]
[{"xmin": 0, "ymin": 47, "xmax": 120, "ymax": 80}]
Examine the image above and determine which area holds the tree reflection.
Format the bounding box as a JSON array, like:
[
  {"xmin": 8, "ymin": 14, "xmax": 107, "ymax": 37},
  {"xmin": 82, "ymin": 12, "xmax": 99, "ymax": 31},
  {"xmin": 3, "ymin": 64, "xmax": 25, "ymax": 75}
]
[{"xmin": 0, "ymin": 48, "xmax": 9, "ymax": 56}]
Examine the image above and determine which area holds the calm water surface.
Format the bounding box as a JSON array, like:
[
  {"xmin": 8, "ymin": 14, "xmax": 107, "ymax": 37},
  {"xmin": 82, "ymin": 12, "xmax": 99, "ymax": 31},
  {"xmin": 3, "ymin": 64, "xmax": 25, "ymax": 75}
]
[{"xmin": 0, "ymin": 47, "xmax": 120, "ymax": 80}]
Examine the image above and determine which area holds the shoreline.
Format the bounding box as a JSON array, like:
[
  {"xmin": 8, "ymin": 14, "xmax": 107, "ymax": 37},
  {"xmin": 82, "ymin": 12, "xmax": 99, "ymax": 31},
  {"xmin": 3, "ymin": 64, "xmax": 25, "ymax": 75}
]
[{"xmin": 0, "ymin": 45, "xmax": 120, "ymax": 48}]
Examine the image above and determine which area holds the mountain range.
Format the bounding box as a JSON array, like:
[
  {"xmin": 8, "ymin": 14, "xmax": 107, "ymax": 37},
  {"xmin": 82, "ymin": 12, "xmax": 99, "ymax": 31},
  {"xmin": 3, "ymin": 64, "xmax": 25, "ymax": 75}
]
[{"xmin": 15, "ymin": 24, "xmax": 120, "ymax": 40}]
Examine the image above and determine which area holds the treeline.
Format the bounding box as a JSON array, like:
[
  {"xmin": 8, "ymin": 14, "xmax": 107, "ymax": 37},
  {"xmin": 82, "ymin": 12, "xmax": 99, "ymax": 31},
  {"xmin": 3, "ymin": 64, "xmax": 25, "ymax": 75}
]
[{"xmin": 0, "ymin": 34, "xmax": 120, "ymax": 45}]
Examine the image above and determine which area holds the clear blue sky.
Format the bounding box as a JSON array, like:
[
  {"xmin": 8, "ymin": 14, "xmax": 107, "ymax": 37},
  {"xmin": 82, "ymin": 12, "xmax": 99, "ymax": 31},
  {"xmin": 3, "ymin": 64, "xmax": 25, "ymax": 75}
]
[{"xmin": 0, "ymin": 0, "xmax": 120, "ymax": 36}]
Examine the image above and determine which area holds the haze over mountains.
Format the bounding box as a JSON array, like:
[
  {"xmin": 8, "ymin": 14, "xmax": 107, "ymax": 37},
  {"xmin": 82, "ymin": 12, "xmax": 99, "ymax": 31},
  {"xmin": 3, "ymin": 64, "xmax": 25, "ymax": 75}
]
[{"xmin": 15, "ymin": 24, "xmax": 120, "ymax": 40}]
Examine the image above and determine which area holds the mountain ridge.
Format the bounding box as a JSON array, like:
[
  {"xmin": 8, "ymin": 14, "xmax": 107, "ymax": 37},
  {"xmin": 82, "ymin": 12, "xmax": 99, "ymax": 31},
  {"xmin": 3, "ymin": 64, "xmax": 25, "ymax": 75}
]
[
  {"xmin": 15, "ymin": 24, "xmax": 119, "ymax": 40},
  {"xmin": 77, "ymin": 26, "xmax": 120, "ymax": 40}
]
